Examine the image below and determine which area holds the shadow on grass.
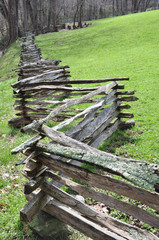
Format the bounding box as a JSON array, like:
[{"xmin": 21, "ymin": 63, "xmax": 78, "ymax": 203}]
[{"xmin": 98, "ymin": 127, "xmax": 142, "ymax": 157}]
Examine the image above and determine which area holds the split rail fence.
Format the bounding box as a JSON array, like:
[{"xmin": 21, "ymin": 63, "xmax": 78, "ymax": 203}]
[
  {"xmin": 12, "ymin": 89, "xmax": 159, "ymax": 239},
  {"xmin": 9, "ymin": 33, "xmax": 69, "ymax": 127},
  {"xmin": 9, "ymin": 33, "xmax": 136, "ymax": 131},
  {"xmin": 11, "ymin": 33, "xmax": 159, "ymax": 240}
]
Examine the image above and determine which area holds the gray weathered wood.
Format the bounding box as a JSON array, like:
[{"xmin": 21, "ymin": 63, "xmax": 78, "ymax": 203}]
[
  {"xmin": 39, "ymin": 198, "xmax": 126, "ymax": 240},
  {"xmin": 30, "ymin": 151, "xmax": 158, "ymax": 211},
  {"xmin": 53, "ymin": 93, "xmax": 116, "ymax": 132},
  {"xmin": 16, "ymin": 151, "xmax": 38, "ymax": 166},
  {"xmin": 14, "ymin": 86, "xmax": 98, "ymax": 95},
  {"xmin": 11, "ymin": 135, "xmax": 43, "ymax": 154},
  {"xmin": 89, "ymin": 119, "xmax": 120, "ymax": 148},
  {"xmin": 117, "ymin": 96, "xmax": 139, "ymax": 102},
  {"xmin": 45, "ymin": 171, "xmax": 159, "ymax": 229},
  {"xmin": 35, "ymin": 142, "xmax": 159, "ymax": 191},
  {"xmin": 64, "ymin": 90, "xmax": 117, "ymax": 136},
  {"xmin": 22, "ymin": 81, "xmax": 117, "ymax": 132},
  {"xmin": 73, "ymin": 103, "xmax": 120, "ymax": 142},
  {"xmin": 118, "ymin": 112, "xmax": 134, "ymax": 118},
  {"xmin": 116, "ymin": 91, "xmax": 135, "ymax": 95},
  {"xmin": 26, "ymin": 192, "xmax": 158, "ymax": 240},
  {"xmin": 120, "ymin": 120, "xmax": 135, "ymax": 129},
  {"xmin": 12, "ymin": 69, "xmax": 70, "ymax": 88},
  {"xmin": 24, "ymin": 175, "xmax": 45, "ymax": 194},
  {"xmin": 12, "ymin": 74, "xmax": 128, "ymax": 89},
  {"xmin": 20, "ymin": 190, "xmax": 51, "ymax": 222},
  {"xmin": 22, "ymin": 159, "xmax": 44, "ymax": 177},
  {"xmin": 42, "ymin": 180, "xmax": 159, "ymax": 232}
]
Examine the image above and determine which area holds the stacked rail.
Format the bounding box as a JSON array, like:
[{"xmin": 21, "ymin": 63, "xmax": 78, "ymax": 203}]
[
  {"xmin": 9, "ymin": 33, "xmax": 137, "ymax": 132},
  {"xmin": 19, "ymin": 33, "xmax": 42, "ymax": 66},
  {"xmin": 11, "ymin": 82, "xmax": 159, "ymax": 240},
  {"xmin": 10, "ymin": 33, "xmax": 159, "ymax": 240},
  {"xmin": 9, "ymin": 33, "xmax": 70, "ymax": 127},
  {"xmin": 17, "ymin": 80, "xmax": 138, "ymax": 146}
]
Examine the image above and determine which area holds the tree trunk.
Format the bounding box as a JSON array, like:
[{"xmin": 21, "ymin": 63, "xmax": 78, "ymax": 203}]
[
  {"xmin": 52, "ymin": 0, "xmax": 57, "ymax": 31},
  {"xmin": 116, "ymin": 0, "xmax": 120, "ymax": 15},
  {"xmin": 87, "ymin": 4, "xmax": 93, "ymax": 20},
  {"xmin": 8, "ymin": 0, "xmax": 19, "ymax": 43},
  {"xmin": 121, "ymin": 0, "xmax": 123, "ymax": 14},
  {"xmin": 23, "ymin": 0, "xmax": 29, "ymax": 33},
  {"xmin": 0, "ymin": 0, "xmax": 8, "ymax": 20},
  {"xmin": 125, "ymin": 0, "xmax": 128, "ymax": 14},
  {"xmin": 27, "ymin": 0, "xmax": 38, "ymax": 34},
  {"xmin": 78, "ymin": 0, "xmax": 85, "ymax": 28},
  {"xmin": 144, "ymin": 0, "xmax": 151, "ymax": 10},
  {"xmin": 47, "ymin": 0, "xmax": 52, "ymax": 31},
  {"xmin": 47, "ymin": 0, "xmax": 57, "ymax": 32},
  {"xmin": 112, "ymin": 0, "xmax": 115, "ymax": 16},
  {"xmin": 73, "ymin": 1, "xmax": 79, "ymax": 28}
]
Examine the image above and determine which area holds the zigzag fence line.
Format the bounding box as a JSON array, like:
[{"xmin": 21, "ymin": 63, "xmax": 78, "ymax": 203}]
[{"xmin": 10, "ymin": 33, "xmax": 159, "ymax": 240}]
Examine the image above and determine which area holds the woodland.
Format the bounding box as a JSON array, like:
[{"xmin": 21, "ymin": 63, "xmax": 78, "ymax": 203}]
[{"xmin": 0, "ymin": 0, "xmax": 158, "ymax": 49}]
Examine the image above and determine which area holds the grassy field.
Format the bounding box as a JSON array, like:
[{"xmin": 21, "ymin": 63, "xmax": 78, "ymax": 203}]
[{"xmin": 0, "ymin": 10, "xmax": 159, "ymax": 239}]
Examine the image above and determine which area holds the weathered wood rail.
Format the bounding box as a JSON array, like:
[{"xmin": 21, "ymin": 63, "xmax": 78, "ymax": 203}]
[
  {"xmin": 9, "ymin": 33, "xmax": 70, "ymax": 127},
  {"xmin": 19, "ymin": 32, "xmax": 42, "ymax": 66},
  {"xmin": 10, "ymin": 33, "xmax": 159, "ymax": 239},
  {"xmin": 11, "ymin": 83, "xmax": 159, "ymax": 240},
  {"xmin": 9, "ymin": 33, "xmax": 136, "ymax": 131}
]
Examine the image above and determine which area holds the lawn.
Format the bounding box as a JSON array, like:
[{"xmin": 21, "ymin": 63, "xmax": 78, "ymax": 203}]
[{"xmin": 0, "ymin": 10, "xmax": 159, "ymax": 239}]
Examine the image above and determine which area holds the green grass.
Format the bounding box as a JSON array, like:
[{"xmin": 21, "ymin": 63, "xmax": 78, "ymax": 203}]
[
  {"xmin": 35, "ymin": 10, "xmax": 159, "ymax": 161},
  {"xmin": 0, "ymin": 10, "xmax": 159, "ymax": 239},
  {"xmin": 0, "ymin": 41, "xmax": 21, "ymax": 81},
  {"xmin": 0, "ymin": 77, "xmax": 36, "ymax": 239}
]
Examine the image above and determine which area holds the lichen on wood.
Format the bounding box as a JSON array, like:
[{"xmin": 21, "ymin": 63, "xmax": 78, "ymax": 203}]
[{"xmin": 36, "ymin": 142, "xmax": 159, "ymax": 191}]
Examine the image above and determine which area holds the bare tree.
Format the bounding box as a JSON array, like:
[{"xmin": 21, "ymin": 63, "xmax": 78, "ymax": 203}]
[
  {"xmin": 8, "ymin": 0, "xmax": 19, "ymax": 43},
  {"xmin": 144, "ymin": 0, "xmax": 151, "ymax": 10},
  {"xmin": 0, "ymin": 0, "xmax": 157, "ymax": 49},
  {"xmin": 0, "ymin": 0, "xmax": 8, "ymax": 20},
  {"xmin": 131, "ymin": 0, "xmax": 142, "ymax": 12},
  {"xmin": 78, "ymin": 0, "xmax": 85, "ymax": 27},
  {"xmin": 27, "ymin": 0, "xmax": 38, "ymax": 34},
  {"xmin": 125, "ymin": 0, "xmax": 128, "ymax": 14},
  {"xmin": 47, "ymin": 0, "xmax": 57, "ymax": 31},
  {"xmin": 22, "ymin": 0, "xmax": 29, "ymax": 33},
  {"xmin": 73, "ymin": 0, "xmax": 80, "ymax": 28}
]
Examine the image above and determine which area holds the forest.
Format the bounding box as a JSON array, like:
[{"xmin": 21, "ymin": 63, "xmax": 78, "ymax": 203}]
[{"xmin": 0, "ymin": 0, "xmax": 158, "ymax": 50}]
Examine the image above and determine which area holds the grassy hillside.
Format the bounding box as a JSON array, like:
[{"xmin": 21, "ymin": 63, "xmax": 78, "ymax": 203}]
[
  {"xmin": 36, "ymin": 10, "xmax": 159, "ymax": 161},
  {"xmin": 0, "ymin": 10, "xmax": 159, "ymax": 239}
]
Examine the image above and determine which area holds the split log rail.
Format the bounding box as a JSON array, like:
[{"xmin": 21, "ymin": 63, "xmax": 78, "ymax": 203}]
[
  {"xmin": 11, "ymin": 85, "xmax": 159, "ymax": 240},
  {"xmin": 9, "ymin": 33, "xmax": 69, "ymax": 127},
  {"xmin": 9, "ymin": 33, "xmax": 137, "ymax": 131},
  {"xmin": 19, "ymin": 32, "xmax": 42, "ymax": 66},
  {"xmin": 10, "ymin": 33, "xmax": 159, "ymax": 240}
]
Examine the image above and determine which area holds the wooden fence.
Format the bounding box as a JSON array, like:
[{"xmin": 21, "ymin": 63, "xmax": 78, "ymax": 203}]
[
  {"xmin": 9, "ymin": 33, "xmax": 69, "ymax": 127},
  {"xmin": 11, "ymin": 33, "xmax": 159, "ymax": 240},
  {"xmin": 19, "ymin": 32, "xmax": 42, "ymax": 66},
  {"xmin": 11, "ymin": 83, "xmax": 159, "ymax": 240},
  {"xmin": 9, "ymin": 33, "xmax": 136, "ymax": 131}
]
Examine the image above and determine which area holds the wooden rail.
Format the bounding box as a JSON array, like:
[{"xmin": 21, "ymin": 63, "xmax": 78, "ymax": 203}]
[
  {"xmin": 12, "ymin": 82, "xmax": 159, "ymax": 239},
  {"xmin": 9, "ymin": 33, "xmax": 69, "ymax": 127},
  {"xmin": 11, "ymin": 82, "xmax": 159, "ymax": 240},
  {"xmin": 9, "ymin": 33, "xmax": 137, "ymax": 131},
  {"xmin": 19, "ymin": 32, "xmax": 42, "ymax": 65},
  {"xmin": 10, "ymin": 33, "xmax": 159, "ymax": 240}
]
